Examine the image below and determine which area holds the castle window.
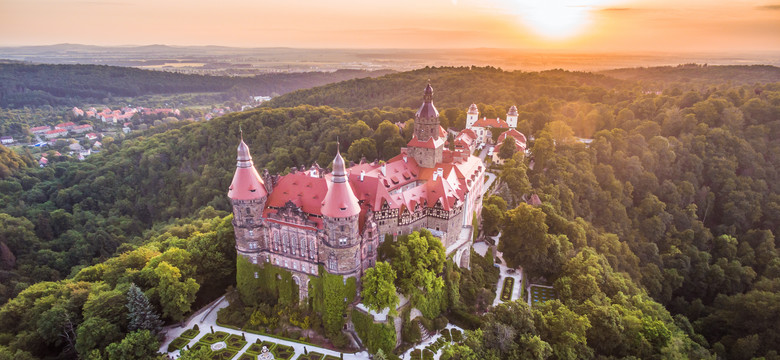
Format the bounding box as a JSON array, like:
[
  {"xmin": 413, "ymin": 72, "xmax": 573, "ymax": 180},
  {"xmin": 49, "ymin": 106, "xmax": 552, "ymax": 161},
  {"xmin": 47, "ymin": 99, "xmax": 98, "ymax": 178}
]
[
  {"xmin": 249, "ymin": 242, "xmax": 257, "ymax": 249},
  {"xmin": 246, "ymin": 208, "xmax": 251, "ymax": 216},
  {"xmin": 248, "ymin": 230, "xmax": 254, "ymax": 236},
  {"xmin": 266, "ymin": 255, "xmax": 270, "ymax": 263},
  {"xmin": 339, "ymin": 237, "xmax": 347, "ymax": 246},
  {"xmin": 252, "ymin": 256, "xmax": 257, "ymax": 264},
  {"xmin": 302, "ymin": 264, "xmax": 307, "ymax": 272},
  {"xmin": 293, "ymin": 262, "xmax": 297, "ymax": 270},
  {"xmin": 328, "ymin": 253, "xmax": 336, "ymax": 270},
  {"xmin": 284, "ymin": 260, "xmax": 288, "ymax": 268},
  {"xmin": 254, "ymin": 272, "xmax": 258, "ymax": 279},
  {"xmin": 312, "ymin": 267, "xmax": 316, "ymax": 274}
]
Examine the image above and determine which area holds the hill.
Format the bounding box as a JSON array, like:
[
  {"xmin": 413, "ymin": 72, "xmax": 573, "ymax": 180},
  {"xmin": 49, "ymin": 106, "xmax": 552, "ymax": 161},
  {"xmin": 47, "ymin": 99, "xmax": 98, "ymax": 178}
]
[
  {"xmin": 265, "ymin": 66, "xmax": 629, "ymax": 111},
  {"xmin": 601, "ymin": 64, "xmax": 780, "ymax": 85},
  {"xmin": 0, "ymin": 63, "xmax": 394, "ymax": 108}
]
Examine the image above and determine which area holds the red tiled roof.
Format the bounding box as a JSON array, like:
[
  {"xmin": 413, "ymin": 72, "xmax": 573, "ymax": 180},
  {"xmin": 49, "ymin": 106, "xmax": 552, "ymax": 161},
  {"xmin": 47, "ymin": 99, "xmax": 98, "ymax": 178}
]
[
  {"xmin": 472, "ymin": 117, "xmax": 508, "ymax": 129},
  {"xmin": 30, "ymin": 126, "xmax": 51, "ymax": 132},
  {"xmin": 55, "ymin": 122, "xmax": 75, "ymax": 128},
  {"xmin": 407, "ymin": 135, "xmax": 446, "ymax": 149},
  {"xmin": 497, "ymin": 129, "xmax": 527, "ymax": 145},
  {"xmin": 45, "ymin": 129, "xmax": 67, "ymax": 134}
]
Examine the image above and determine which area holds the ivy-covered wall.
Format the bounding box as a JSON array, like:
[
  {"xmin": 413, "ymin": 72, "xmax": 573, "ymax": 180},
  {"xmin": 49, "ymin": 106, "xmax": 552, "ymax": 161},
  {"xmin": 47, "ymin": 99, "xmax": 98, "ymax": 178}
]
[
  {"xmin": 351, "ymin": 309, "xmax": 396, "ymax": 354},
  {"xmin": 308, "ymin": 266, "xmax": 356, "ymax": 338},
  {"xmin": 236, "ymin": 256, "xmax": 298, "ymax": 306}
]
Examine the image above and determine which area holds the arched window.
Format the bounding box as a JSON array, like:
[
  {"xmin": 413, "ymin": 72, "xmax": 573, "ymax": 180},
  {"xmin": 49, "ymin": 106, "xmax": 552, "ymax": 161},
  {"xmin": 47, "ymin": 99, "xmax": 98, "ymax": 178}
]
[
  {"xmin": 310, "ymin": 240, "xmax": 316, "ymax": 259},
  {"xmin": 273, "ymin": 232, "xmax": 280, "ymax": 251},
  {"xmin": 301, "ymin": 237, "xmax": 307, "ymax": 257},
  {"xmin": 246, "ymin": 207, "xmax": 251, "ymax": 216}
]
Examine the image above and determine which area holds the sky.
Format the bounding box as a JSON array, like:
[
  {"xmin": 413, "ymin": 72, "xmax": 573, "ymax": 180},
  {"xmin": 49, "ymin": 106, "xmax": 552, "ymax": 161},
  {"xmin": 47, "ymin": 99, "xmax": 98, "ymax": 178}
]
[{"xmin": 1, "ymin": 0, "xmax": 779, "ymax": 52}]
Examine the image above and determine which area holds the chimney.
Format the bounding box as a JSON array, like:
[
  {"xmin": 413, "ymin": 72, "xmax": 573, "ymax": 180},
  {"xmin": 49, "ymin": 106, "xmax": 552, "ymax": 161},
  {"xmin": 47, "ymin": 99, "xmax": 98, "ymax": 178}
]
[
  {"xmin": 381, "ymin": 162, "xmax": 386, "ymax": 176},
  {"xmin": 437, "ymin": 168, "xmax": 443, "ymax": 179},
  {"xmin": 403, "ymin": 155, "xmax": 408, "ymax": 163},
  {"xmin": 360, "ymin": 170, "xmax": 365, "ymax": 182}
]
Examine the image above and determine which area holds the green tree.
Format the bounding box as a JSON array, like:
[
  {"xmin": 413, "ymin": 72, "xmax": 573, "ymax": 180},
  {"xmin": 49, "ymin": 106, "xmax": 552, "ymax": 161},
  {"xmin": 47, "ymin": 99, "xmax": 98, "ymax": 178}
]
[
  {"xmin": 151, "ymin": 262, "xmax": 199, "ymax": 322},
  {"xmin": 498, "ymin": 139, "xmax": 517, "ymax": 160},
  {"xmin": 104, "ymin": 330, "xmax": 161, "ymax": 360},
  {"xmin": 347, "ymin": 138, "xmax": 378, "ymax": 163},
  {"xmin": 360, "ymin": 261, "xmax": 399, "ymax": 312},
  {"xmin": 75, "ymin": 317, "xmax": 122, "ymax": 356},
  {"xmin": 126, "ymin": 283, "xmax": 163, "ymax": 333}
]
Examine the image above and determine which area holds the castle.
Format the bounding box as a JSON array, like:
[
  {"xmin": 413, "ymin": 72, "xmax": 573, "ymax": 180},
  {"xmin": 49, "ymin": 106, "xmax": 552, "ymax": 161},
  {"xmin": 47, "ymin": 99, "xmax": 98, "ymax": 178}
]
[{"xmin": 228, "ymin": 84, "xmax": 485, "ymax": 303}]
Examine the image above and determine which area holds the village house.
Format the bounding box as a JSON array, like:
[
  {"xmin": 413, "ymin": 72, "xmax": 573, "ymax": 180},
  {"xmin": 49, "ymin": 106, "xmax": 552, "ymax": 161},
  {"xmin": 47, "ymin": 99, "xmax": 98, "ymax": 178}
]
[
  {"xmin": 44, "ymin": 129, "xmax": 68, "ymax": 139},
  {"xmin": 55, "ymin": 122, "xmax": 76, "ymax": 131},
  {"xmin": 492, "ymin": 129, "xmax": 527, "ymax": 165},
  {"xmin": 30, "ymin": 126, "xmax": 52, "ymax": 135},
  {"xmin": 71, "ymin": 124, "xmax": 93, "ymax": 134},
  {"xmin": 0, "ymin": 136, "xmax": 13, "ymax": 145}
]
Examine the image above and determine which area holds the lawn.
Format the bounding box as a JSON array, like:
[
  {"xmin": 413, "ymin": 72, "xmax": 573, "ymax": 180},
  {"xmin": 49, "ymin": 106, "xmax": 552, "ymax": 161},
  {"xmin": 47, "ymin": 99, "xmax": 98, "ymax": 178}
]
[{"xmin": 530, "ymin": 285, "xmax": 556, "ymax": 304}]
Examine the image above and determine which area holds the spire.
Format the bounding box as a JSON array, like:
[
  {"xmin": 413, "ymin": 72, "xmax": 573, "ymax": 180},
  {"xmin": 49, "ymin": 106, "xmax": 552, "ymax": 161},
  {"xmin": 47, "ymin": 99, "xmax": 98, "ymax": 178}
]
[
  {"xmin": 423, "ymin": 83, "xmax": 433, "ymax": 103},
  {"xmin": 415, "ymin": 83, "xmax": 439, "ymax": 120},
  {"xmin": 332, "ymin": 144, "xmax": 347, "ymax": 183}
]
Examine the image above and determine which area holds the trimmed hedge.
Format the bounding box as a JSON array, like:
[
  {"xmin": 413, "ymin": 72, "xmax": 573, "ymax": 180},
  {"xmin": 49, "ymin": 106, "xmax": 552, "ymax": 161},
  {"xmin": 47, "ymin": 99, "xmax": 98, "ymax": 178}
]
[
  {"xmin": 180, "ymin": 328, "xmax": 200, "ymax": 339},
  {"xmin": 451, "ymin": 329, "xmax": 463, "ymax": 343},
  {"xmin": 296, "ymin": 352, "xmax": 325, "ymax": 360},
  {"xmin": 167, "ymin": 337, "xmax": 190, "ymax": 352}
]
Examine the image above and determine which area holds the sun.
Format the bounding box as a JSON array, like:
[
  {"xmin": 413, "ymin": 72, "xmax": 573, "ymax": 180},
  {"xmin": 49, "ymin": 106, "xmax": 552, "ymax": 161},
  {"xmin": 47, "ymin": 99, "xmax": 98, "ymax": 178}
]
[{"xmin": 511, "ymin": 0, "xmax": 618, "ymax": 39}]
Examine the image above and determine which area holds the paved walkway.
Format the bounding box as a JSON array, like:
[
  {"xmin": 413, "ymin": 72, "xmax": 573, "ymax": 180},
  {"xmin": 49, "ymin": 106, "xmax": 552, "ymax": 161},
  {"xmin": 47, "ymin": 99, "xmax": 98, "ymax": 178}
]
[
  {"xmin": 159, "ymin": 296, "xmax": 370, "ymax": 360},
  {"xmin": 487, "ymin": 233, "xmax": 523, "ymax": 307}
]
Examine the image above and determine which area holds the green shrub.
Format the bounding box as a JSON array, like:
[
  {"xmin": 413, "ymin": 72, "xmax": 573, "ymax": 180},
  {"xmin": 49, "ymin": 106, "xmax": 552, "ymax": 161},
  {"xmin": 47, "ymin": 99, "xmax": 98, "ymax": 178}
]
[
  {"xmin": 440, "ymin": 329, "xmax": 451, "ymax": 342},
  {"xmin": 423, "ymin": 349, "xmax": 435, "ymax": 360},
  {"xmin": 351, "ymin": 309, "xmax": 396, "ymax": 354},
  {"xmin": 433, "ymin": 316, "xmax": 448, "ymax": 331},
  {"xmin": 451, "ymin": 329, "xmax": 463, "ymax": 343},
  {"xmin": 402, "ymin": 318, "xmax": 422, "ymax": 344},
  {"xmin": 410, "ymin": 349, "xmax": 422, "ymax": 360},
  {"xmin": 419, "ymin": 317, "xmax": 434, "ymax": 332}
]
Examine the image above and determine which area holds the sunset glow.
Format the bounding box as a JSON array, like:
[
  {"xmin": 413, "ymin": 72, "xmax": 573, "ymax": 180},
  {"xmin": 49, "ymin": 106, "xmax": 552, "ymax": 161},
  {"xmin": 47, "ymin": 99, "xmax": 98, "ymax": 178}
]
[
  {"xmin": 511, "ymin": 0, "xmax": 617, "ymax": 39},
  {"xmin": 0, "ymin": 0, "xmax": 778, "ymax": 52}
]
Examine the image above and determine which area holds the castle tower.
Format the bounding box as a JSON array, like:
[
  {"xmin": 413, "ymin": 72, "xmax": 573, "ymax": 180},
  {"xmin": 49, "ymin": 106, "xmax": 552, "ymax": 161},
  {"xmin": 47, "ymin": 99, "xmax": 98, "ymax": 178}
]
[
  {"xmin": 320, "ymin": 147, "xmax": 362, "ymax": 278},
  {"xmin": 466, "ymin": 103, "xmax": 479, "ymax": 129},
  {"xmin": 407, "ymin": 84, "xmax": 445, "ymax": 168},
  {"xmin": 506, "ymin": 105, "xmax": 518, "ymax": 129},
  {"xmin": 228, "ymin": 136, "xmax": 269, "ymax": 259}
]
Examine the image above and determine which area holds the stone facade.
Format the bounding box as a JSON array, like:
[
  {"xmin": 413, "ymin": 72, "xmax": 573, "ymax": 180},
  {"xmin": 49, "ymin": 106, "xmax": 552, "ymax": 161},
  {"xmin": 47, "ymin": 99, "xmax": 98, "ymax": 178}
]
[{"xmin": 228, "ymin": 84, "xmax": 485, "ymax": 304}]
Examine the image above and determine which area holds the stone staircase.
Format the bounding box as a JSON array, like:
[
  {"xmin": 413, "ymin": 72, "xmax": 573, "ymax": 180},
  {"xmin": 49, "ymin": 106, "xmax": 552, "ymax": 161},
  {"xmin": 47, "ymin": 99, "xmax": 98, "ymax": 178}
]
[{"xmin": 418, "ymin": 321, "xmax": 432, "ymax": 342}]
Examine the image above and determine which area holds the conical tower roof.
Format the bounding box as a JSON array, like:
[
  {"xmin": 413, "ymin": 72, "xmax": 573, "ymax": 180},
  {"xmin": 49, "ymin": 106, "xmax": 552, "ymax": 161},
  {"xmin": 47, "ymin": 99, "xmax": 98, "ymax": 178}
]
[
  {"xmin": 415, "ymin": 83, "xmax": 439, "ymax": 119},
  {"xmin": 321, "ymin": 147, "xmax": 360, "ymax": 217},
  {"xmin": 228, "ymin": 138, "xmax": 268, "ymax": 200}
]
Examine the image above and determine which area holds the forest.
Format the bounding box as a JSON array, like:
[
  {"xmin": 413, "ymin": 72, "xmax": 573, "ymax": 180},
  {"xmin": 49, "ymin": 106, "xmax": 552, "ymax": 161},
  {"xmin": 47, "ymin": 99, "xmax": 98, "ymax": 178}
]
[
  {"xmin": 0, "ymin": 63, "xmax": 393, "ymax": 108},
  {"xmin": 0, "ymin": 65, "xmax": 779, "ymax": 359}
]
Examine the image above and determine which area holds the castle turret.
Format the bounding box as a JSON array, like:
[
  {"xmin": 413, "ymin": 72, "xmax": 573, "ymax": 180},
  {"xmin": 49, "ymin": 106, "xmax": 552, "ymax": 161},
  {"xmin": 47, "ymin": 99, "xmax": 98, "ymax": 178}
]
[
  {"xmin": 229, "ymin": 136, "xmax": 268, "ymax": 256},
  {"xmin": 466, "ymin": 103, "xmax": 479, "ymax": 129},
  {"xmin": 320, "ymin": 147, "xmax": 362, "ymax": 277},
  {"xmin": 506, "ymin": 105, "xmax": 518, "ymax": 129},
  {"xmin": 407, "ymin": 84, "xmax": 445, "ymax": 168}
]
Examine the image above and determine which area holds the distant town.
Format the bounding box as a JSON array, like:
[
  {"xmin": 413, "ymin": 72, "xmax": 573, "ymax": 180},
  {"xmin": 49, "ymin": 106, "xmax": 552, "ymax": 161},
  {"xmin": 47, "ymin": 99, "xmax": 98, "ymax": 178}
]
[{"xmin": 1, "ymin": 96, "xmax": 272, "ymax": 166}]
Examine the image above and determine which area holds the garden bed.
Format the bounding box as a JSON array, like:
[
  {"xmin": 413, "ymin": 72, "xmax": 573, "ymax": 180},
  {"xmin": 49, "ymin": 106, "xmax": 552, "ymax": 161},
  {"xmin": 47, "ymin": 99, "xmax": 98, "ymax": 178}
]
[
  {"xmin": 500, "ymin": 277, "xmax": 514, "ymax": 301},
  {"xmin": 272, "ymin": 343, "xmax": 295, "ymax": 359},
  {"xmin": 530, "ymin": 285, "xmax": 556, "ymax": 304},
  {"xmin": 199, "ymin": 331, "xmax": 230, "ymax": 344},
  {"xmin": 167, "ymin": 337, "xmax": 190, "ymax": 352},
  {"xmin": 296, "ymin": 352, "xmax": 325, "ymax": 360}
]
